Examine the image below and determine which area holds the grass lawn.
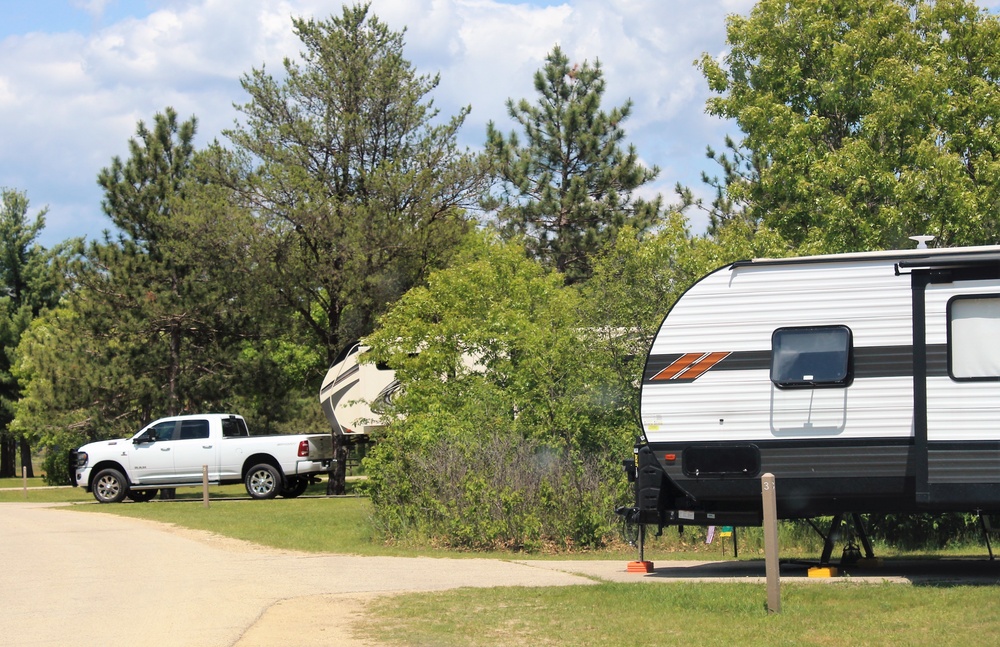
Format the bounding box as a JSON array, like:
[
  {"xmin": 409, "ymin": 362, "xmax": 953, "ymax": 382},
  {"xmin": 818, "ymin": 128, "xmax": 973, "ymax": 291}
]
[{"xmin": 360, "ymin": 581, "xmax": 1000, "ymax": 646}]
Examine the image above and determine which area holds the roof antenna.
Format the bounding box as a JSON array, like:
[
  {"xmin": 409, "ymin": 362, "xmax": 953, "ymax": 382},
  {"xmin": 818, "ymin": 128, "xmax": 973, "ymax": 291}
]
[{"xmin": 909, "ymin": 235, "xmax": 935, "ymax": 249}]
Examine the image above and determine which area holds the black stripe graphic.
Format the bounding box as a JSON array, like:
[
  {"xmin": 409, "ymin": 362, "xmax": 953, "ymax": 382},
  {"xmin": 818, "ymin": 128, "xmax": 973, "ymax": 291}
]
[{"xmin": 644, "ymin": 344, "xmax": 948, "ymax": 383}]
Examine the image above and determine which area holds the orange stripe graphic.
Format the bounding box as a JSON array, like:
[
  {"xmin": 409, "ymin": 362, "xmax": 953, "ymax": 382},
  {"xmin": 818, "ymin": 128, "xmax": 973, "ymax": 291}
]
[
  {"xmin": 651, "ymin": 353, "xmax": 704, "ymax": 380},
  {"xmin": 678, "ymin": 351, "xmax": 731, "ymax": 380},
  {"xmin": 651, "ymin": 351, "xmax": 730, "ymax": 381}
]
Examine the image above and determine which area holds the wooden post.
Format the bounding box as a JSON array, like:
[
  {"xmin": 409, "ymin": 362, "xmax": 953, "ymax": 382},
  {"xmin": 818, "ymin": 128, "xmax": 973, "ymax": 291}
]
[
  {"xmin": 202, "ymin": 465, "xmax": 210, "ymax": 508},
  {"xmin": 762, "ymin": 473, "xmax": 780, "ymax": 614}
]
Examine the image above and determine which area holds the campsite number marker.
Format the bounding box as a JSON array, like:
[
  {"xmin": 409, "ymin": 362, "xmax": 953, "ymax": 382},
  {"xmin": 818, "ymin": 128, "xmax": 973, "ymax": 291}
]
[{"xmin": 762, "ymin": 473, "xmax": 780, "ymax": 614}]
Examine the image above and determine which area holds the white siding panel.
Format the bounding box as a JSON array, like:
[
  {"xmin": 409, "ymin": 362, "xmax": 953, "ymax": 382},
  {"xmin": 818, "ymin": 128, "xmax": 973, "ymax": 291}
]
[
  {"xmin": 643, "ymin": 374, "xmax": 913, "ymax": 443},
  {"xmin": 644, "ymin": 257, "xmax": 916, "ymax": 444},
  {"xmin": 649, "ymin": 260, "xmax": 913, "ymax": 358},
  {"xmin": 927, "ymin": 378, "xmax": 1000, "ymax": 442}
]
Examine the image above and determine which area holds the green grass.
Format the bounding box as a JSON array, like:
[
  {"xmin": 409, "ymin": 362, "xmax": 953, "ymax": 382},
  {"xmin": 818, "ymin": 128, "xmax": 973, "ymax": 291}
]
[
  {"xmin": 85, "ymin": 495, "xmax": 394, "ymax": 553},
  {"xmin": 20, "ymin": 481, "xmax": 992, "ymax": 560},
  {"xmin": 0, "ymin": 483, "xmax": 93, "ymax": 503},
  {"xmin": 360, "ymin": 582, "xmax": 1000, "ymax": 646},
  {"xmin": 0, "ymin": 476, "xmax": 53, "ymax": 489}
]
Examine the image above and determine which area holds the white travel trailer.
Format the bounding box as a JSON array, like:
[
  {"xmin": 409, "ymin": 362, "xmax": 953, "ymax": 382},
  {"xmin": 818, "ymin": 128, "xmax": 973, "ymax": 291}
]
[
  {"xmin": 319, "ymin": 343, "xmax": 398, "ymax": 442},
  {"xmin": 632, "ymin": 244, "xmax": 1000, "ymax": 535}
]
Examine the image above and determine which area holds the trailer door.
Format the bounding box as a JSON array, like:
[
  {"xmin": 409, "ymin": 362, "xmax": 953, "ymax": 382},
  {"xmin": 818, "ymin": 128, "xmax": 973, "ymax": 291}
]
[{"xmin": 903, "ymin": 255, "xmax": 1000, "ymax": 506}]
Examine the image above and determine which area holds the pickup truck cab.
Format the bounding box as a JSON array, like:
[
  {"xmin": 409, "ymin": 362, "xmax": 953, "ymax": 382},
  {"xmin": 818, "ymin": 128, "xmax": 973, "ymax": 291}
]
[{"xmin": 70, "ymin": 413, "xmax": 334, "ymax": 503}]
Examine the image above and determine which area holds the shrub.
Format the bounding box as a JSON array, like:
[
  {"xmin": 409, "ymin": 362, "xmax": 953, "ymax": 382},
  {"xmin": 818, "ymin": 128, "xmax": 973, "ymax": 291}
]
[{"xmin": 365, "ymin": 428, "xmax": 622, "ymax": 551}]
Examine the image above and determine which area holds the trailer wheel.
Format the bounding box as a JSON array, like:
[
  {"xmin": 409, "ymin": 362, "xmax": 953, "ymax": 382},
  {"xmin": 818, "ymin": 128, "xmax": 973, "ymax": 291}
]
[
  {"xmin": 93, "ymin": 468, "xmax": 128, "ymax": 504},
  {"xmin": 245, "ymin": 463, "xmax": 282, "ymax": 499},
  {"xmin": 280, "ymin": 478, "xmax": 309, "ymax": 498},
  {"xmin": 127, "ymin": 489, "xmax": 158, "ymax": 502}
]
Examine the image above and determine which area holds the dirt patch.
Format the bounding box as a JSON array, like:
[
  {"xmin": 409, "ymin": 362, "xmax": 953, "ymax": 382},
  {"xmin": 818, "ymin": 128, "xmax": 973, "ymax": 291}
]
[{"xmin": 234, "ymin": 593, "xmax": 386, "ymax": 647}]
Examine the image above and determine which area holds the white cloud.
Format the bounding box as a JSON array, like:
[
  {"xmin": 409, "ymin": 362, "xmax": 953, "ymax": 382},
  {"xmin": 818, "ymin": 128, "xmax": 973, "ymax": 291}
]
[
  {"xmin": 0, "ymin": 0, "xmax": 755, "ymax": 247},
  {"xmin": 70, "ymin": 0, "xmax": 115, "ymax": 19}
]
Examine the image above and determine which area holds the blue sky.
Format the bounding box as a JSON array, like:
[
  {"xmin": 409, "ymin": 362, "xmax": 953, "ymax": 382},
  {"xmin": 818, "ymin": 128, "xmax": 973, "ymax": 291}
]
[{"xmin": 5, "ymin": 0, "xmax": 991, "ymax": 248}]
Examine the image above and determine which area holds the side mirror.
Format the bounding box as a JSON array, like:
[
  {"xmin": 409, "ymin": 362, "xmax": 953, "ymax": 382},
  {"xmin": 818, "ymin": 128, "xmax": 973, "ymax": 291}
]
[{"xmin": 134, "ymin": 431, "xmax": 156, "ymax": 444}]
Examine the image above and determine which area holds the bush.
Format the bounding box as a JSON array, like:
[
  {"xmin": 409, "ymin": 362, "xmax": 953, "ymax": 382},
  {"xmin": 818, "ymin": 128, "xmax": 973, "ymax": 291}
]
[
  {"xmin": 365, "ymin": 429, "xmax": 622, "ymax": 551},
  {"xmin": 42, "ymin": 448, "xmax": 71, "ymax": 485}
]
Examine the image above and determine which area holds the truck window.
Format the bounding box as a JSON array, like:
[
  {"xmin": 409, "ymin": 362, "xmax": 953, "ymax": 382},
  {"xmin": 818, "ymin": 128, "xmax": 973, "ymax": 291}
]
[
  {"xmin": 221, "ymin": 417, "xmax": 248, "ymax": 438},
  {"xmin": 948, "ymin": 295, "xmax": 1000, "ymax": 380},
  {"xmin": 150, "ymin": 421, "xmax": 178, "ymax": 441},
  {"xmin": 179, "ymin": 419, "xmax": 210, "ymax": 440},
  {"xmin": 770, "ymin": 326, "xmax": 852, "ymax": 388}
]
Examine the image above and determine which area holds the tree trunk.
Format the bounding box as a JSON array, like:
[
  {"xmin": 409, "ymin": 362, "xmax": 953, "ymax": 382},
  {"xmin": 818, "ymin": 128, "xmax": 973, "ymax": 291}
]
[
  {"xmin": 167, "ymin": 323, "xmax": 182, "ymax": 416},
  {"xmin": 19, "ymin": 436, "xmax": 34, "ymax": 478},
  {"xmin": 327, "ymin": 434, "xmax": 347, "ymax": 495},
  {"xmin": 0, "ymin": 433, "xmax": 15, "ymax": 478}
]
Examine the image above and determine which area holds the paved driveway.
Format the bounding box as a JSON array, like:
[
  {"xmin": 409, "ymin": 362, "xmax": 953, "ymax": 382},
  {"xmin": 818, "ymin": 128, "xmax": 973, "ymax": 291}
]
[{"xmin": 1, "ymin": 503, "xmax": 601, "ymax": 647}]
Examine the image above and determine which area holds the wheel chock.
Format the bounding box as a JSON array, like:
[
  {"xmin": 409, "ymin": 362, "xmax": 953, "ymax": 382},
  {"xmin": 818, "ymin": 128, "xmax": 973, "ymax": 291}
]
[{"xmin": 627, "ymin": 560, "xmax": 654, "ymax": 573}]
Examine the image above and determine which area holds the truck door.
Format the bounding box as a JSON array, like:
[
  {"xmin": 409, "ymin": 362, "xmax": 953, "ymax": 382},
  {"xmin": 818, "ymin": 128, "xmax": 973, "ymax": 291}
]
[
  {"xmin": 131, "ymin": 420, "xmax": 179, "ymax": 484},
  {"xmin": 169, "ymin": 418, "xmax": 219, "ymax": 483}
]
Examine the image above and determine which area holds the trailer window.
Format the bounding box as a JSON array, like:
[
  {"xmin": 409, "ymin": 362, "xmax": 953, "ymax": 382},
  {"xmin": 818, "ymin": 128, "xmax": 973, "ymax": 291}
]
[
  {"xmin": 948, "ymin": 295, "xmax": 1000, "ymax": 380},
  {"xmin": 770, "ymin": 326, "xmax": 852, "ymax": 388}
]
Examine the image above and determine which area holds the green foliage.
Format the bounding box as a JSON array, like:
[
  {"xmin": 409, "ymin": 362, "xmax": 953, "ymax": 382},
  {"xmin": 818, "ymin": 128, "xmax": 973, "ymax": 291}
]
[
  {"xmin": 699, "ymin": 0, "xmax": 1000, "ymax": 252},
  {"xmin": 12, "ymin": 110, "xmax": 311, "ymax": 461},
  {"xmin": 223, "ymin": 2, "xmax": 487, "ymax": 365},
  {"xmin": 868, "ymin": 513, "xmax": 985, "ymax": 550},
  {"xmin": 485, "ymin": 45, "xmax": 662, "ymax": 283},
  {"xmin": 362, "ymin": 233, "xmax": 633, "ymax": 548},
  {"xmin": 0, "ymin": 188, "xmax": 61, "ymax": 477}
]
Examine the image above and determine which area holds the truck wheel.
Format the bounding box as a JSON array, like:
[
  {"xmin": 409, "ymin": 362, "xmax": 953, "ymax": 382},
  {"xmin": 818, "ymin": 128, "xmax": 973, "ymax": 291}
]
[
  {"xmin": 127, "ymin": 489, "xmax": 158, "ymax": 502},
  {"xmin": 93, "ymin": 468, "xmax": 129, "ymax": 503},
  {"xmin": 281, "ymin": 478, "xmax": 309, "ymax": 498},
  {"xmin": 245, "ymin": 464, "xmax": 282, "ymax": 499}
]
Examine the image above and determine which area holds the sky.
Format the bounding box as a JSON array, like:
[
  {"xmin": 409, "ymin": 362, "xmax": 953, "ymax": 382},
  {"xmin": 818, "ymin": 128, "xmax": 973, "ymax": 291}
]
[{"xmin": 2, "ymin": 0, "xmax": 990, "ymax": 249}]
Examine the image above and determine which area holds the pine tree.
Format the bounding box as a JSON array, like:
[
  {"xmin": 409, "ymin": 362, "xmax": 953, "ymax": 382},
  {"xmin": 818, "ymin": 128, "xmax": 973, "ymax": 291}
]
[
  {"xmin": 224, "ymin": 4, "xmax": 486, "ymax": 366},
  {"xmin": 221, "ymin": 3, "xmax": 488, "ymax": 494},
  {"xmin": 485, "ymin": 45, "xmax": 662, "ymax": 284},
  {"xmin": 0, "ymin": 189, "xmax": 60, "ymax": 477}
]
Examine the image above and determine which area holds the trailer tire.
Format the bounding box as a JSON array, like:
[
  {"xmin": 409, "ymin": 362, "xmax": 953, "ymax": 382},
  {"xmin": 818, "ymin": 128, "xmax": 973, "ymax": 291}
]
[
  {"xmin": 245, "ymin": 463, "xmax": 282, "ymax": 500},
  {"xmin": 127, "ymin": 489, "xmax": 158, "ymax": 502},
  {"xmin": 93, "ymin": 468, "xmax": 129, "ymax": 504},
  {"xmin": 280, "ymin": 478, "xmax": 309, "ymax": 498}
]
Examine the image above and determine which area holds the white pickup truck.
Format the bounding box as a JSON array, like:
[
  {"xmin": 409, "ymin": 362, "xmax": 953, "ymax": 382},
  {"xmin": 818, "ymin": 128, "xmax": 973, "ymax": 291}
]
[{"xmin": 70, "ymin": 413, "xmax": 334, "ymax": 503}]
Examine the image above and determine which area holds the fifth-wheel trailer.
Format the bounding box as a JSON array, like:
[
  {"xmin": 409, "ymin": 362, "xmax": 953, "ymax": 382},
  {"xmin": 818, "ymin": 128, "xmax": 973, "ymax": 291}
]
[
  {"xmin": 632, "ymin": 244, "xmax": 1000, "ymax": 534},
  {"xmin": 319, "ymin": 343, "xmax": 397, "ymax": 443}
]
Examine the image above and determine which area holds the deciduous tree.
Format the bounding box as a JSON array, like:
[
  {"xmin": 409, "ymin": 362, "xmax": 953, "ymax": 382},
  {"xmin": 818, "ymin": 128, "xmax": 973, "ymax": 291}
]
[
  {"xmin": 699, "ymin": 0, "xmax": 1000, "ymax": 252},
  {"xmin": 362, "ymin": 233, "xmax": 631, "ymax": 548}
]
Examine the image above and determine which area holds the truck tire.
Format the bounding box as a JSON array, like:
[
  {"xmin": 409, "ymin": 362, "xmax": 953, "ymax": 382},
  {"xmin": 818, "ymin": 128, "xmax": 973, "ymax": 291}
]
[
  {"xmin": 93, "ymin": 468, "xmax": 129, "ymax": 504},
  {"xmin": 281, "ymin": 478, "xmax": 309, "ymax": 498},
  {"xmin": 245, "ymin": 463, "xmax": 282, "ymax": 499},
  {"xmin": 127, "ymin": 489, "xmax": 158, "ymax": 502}
]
